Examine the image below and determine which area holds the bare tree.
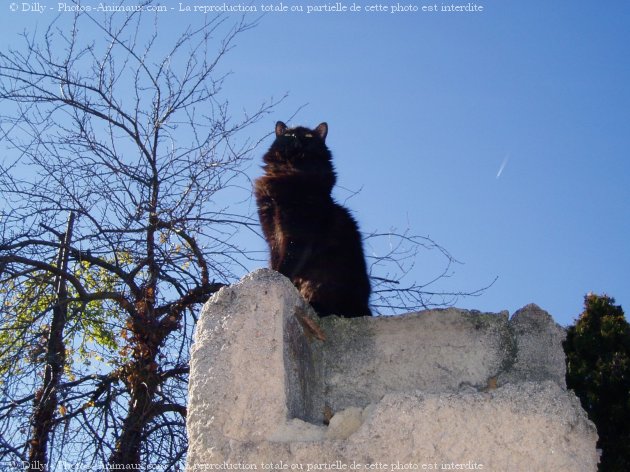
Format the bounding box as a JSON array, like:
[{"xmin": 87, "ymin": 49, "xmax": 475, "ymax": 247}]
[{"xmin": 0, "ymin": 7, "xmax": 278, "ymax": 470}]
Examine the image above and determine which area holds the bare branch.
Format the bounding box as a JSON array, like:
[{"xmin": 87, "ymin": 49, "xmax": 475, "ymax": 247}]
[{"xmin": 365, "ymin": 229, "xmax": 496, "ymax": 313}]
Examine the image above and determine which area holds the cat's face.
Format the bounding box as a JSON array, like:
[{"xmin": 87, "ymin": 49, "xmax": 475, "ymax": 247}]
[
  {"xmin": 275, "ymin": 121, "xmax": 328, "ymax": 142},
  {"xmin": 264, "ymin": 121, "xmax": 333, "ymax": 173}
]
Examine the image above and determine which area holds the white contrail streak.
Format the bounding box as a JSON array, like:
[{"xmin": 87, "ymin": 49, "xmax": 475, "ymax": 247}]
[{"xmin": 496, "ymin": 154, "xmax": 509, "ymax": 179}]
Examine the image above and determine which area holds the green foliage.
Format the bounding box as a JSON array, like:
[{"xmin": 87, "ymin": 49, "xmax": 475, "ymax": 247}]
[
  {"xmin": 0, "ymin": 258, "xmax": 126, "ymax": 384},
  {"xmin": 0, "ymin": 276, "xmax": 54, "ymax": 380},
  {"xmin": 564, "ymin": 294, "xmax": 630, "ymax": 472},
  {"xmin": 73, "ymin": 260, "xmax": 126, "ymax": 363}
]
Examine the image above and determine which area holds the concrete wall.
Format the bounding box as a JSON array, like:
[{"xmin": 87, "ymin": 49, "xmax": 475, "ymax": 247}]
[{"xmin": 186, "ymin": 269, "xmax": 598, "ymax": 471}]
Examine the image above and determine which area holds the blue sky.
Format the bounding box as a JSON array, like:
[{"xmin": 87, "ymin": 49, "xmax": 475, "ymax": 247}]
[{"xmin": 1, "ymin": 1, "xmax": 628, "ymax": 326}]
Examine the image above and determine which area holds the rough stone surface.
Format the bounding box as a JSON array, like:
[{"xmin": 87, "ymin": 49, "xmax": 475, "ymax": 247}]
[
  {"xmin": 186, "ymin": 269, "xmax": 598, "ymax": 471},
  {"xmin": 318, "ymin": 310, "xmax": 514, "ymax": 414},
  {"xmin": 497, "ymin": 303, "xmax": 568, "ymax": 386}
]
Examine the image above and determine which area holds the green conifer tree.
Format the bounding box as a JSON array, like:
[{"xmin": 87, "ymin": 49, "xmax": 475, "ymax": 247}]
[{"xmin": 564, "ymin": 294, "xmax": 630, "ymax": 471}]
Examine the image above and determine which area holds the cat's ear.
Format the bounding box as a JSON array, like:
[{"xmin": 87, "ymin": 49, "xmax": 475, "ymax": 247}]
[
  {"xmin": 275, "ymin": 121, "xmax": 287, "ymax": 137},
  {"xmin": 315, "ymin": 122, "xmax": 328, "ymax": 141}
]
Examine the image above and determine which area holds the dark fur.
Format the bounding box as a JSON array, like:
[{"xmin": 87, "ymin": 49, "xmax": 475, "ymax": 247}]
[{"xmin": 254, "ymin": 121, "xmax": 372, "ymax": 317}]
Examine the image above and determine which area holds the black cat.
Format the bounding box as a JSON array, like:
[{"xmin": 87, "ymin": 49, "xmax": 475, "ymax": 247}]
[{"xmin": 254, "ymin": 121, "xmax": 372, "ymax": 317}]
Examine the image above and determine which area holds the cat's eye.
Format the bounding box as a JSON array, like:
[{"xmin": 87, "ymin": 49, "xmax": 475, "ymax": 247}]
[{"xmin": 304, "ymin": 133, "xmax": 313, "ymax": 138}]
